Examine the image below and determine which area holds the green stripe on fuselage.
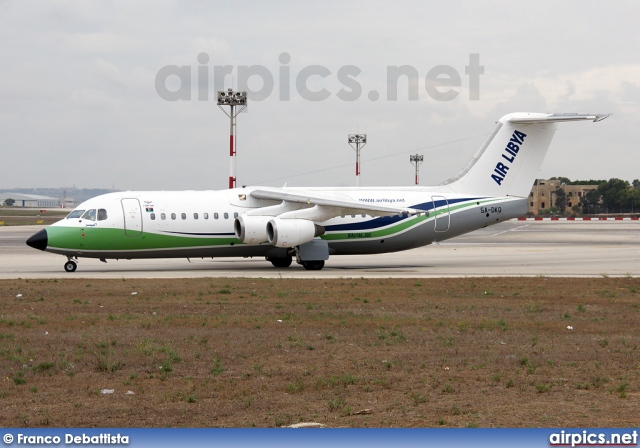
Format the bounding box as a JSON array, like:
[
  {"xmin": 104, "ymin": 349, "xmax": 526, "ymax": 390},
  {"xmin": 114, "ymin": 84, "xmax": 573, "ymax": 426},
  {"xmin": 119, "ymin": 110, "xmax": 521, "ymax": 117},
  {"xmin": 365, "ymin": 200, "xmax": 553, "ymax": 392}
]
[
  {"xmin": 46, "ymin": 226, "xmax": 239, "ymax": 251},
  {"xmin": 321, "ymin": 198, "xmax": 502, "ymax": 241},
  {"xmin": 47, "ymin": 198, "xmax": 509, "ymax": 250},
  {"xmin": 321, "ymin": 214, "xmax": 427, "ymax": 241}
]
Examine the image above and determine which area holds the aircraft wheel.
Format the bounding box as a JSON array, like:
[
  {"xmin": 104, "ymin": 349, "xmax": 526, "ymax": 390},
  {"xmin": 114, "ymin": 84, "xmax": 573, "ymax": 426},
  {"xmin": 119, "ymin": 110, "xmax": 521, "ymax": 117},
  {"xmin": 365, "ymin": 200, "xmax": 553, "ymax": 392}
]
[
  {"xmin": 302, "ymin": 260, "xmax": 325, "ymax": 271},
  {"xmin": 269, "ymin": 256, "xmax": 292, "ymax": 268},
  {"xmin": 64, "ymin": 260, "xmax": 77, "ymax": 272}
]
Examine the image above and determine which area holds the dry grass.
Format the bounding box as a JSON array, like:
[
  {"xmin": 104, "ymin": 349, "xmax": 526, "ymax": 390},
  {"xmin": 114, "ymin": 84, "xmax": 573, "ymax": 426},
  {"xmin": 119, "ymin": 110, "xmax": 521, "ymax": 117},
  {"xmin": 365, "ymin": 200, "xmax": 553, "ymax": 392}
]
[{"xmin": 1, "ymin": 277, "xmax": 639, "ymax": 428}]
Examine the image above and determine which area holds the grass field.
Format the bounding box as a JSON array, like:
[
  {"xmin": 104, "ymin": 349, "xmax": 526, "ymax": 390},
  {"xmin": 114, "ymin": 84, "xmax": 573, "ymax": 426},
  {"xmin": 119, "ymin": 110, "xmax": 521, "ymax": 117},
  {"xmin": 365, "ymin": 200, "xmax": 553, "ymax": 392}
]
[
  {"xmin": 1, "ymin": 277, "xmax": 639, "ymax": 427},
  {"xmin": 0, "ymin": 209, "xmax": 67, "ymax": 226}
]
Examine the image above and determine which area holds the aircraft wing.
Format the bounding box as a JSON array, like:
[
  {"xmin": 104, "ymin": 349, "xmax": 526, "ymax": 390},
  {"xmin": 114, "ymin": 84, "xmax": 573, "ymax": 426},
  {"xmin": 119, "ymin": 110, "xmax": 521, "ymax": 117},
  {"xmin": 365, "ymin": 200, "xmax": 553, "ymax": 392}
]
[{"xmin": 249, "ymin": 189, "xmax": 419, "ymax": 218}]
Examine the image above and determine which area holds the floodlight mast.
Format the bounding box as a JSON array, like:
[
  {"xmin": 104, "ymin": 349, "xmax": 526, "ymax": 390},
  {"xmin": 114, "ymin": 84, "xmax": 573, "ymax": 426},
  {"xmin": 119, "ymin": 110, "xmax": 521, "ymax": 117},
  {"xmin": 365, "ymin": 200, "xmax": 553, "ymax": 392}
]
[
  {"xmin": 348, "ymin": 134, "xmax": 367, "ymax": 187},
  {"xmin": 217, "ymin": 89, "xmax": 247, "ymax": 189},
  {"xmin": 410, "ymin": 154, "xmax": 424, "ymax": 185}
]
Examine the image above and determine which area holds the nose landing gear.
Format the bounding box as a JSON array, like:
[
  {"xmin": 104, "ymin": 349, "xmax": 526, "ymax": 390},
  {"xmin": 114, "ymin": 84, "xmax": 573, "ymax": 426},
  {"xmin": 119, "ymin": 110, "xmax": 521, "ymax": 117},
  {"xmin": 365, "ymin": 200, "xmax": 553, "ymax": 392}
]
[{"xmin": 64, "ymin": 258, "xmax": 78, "ymax": 272}]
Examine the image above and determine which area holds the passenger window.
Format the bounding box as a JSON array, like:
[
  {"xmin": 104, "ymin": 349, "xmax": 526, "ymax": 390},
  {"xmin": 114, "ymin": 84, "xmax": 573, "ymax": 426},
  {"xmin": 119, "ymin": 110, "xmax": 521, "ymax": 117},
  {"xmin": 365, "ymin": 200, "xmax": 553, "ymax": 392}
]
[
  {"xmin": 224, "ymin": 212, "xmax": 229, "ymax": 219},
  {"xmin": 194, "ymin": 213, "xmax": 198, "ymax": 220},
  {"xmin": 67, "ymin": 210, "xmax": 85, "ymax": 219},
  {"xmin": 181, "ymin": 213, "xmax": 186, "ymax": 220},
  {"xmin": 214, "ymin": 213, "xmax": 219, "ymax": 219},
  {"xmin": 150, "ymin": 213, "xmax": 156, "ymax": 220},
  {"xmin": 233, "ymin": 212, "xmax": 238, "ymax": 219},
  {"xmin": 81, "ymin": 209, "xmax": 97, "ymax": 221},
  {"xmin": 204, "ymin": 213, "xmax": 209, "ymax": 219},
  {"xmin": 171, "ymin": 213, "xmax": 176, "ymax": 220},
  {"xmin": 98, "ymin": 209, "xmax": 108, "ymax": 221},
  {"xmin": 161, "ymin": 213, "xmax": 166, "ymax": 220}
]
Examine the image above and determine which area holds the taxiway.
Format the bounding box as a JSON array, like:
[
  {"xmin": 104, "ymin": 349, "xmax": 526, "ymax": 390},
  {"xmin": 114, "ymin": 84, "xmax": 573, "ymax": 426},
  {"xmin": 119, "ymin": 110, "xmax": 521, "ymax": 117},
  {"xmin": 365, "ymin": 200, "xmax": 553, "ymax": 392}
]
[{"xmin": 2, "ymin": 221, "xmax": 638, "ymax": 278}]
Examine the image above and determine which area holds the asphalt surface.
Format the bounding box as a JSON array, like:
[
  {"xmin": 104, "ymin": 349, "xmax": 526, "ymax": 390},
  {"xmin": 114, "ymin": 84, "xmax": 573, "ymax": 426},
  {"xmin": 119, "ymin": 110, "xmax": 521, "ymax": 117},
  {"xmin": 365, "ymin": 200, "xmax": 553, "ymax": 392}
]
[{"xmin": 2, "ymin": 221, "xmax": 639, "ymax": 278}]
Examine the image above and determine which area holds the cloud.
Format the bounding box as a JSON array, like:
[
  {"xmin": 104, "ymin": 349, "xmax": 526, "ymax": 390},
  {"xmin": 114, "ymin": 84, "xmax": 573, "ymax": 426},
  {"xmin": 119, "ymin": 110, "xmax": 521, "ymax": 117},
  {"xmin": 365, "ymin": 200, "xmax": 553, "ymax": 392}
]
[
  {"xmin": 0, "ymin": 0, "xmax": 637, "ymax": 189},
  {"xmin": 70, "ymin": 89, "xmax": 119, "ymax": 109}
]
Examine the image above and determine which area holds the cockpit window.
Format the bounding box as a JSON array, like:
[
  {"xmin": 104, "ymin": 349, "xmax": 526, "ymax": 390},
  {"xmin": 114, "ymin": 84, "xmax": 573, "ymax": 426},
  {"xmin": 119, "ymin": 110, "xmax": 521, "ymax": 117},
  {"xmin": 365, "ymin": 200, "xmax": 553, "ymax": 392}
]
[
  {"xmin": 81, "ymin": 209, "xmax": 97, "ymax": 221},
  {"xmin": 66, "ymin": 210, "xmax": 85, "ymax": 219},
  {"xmin": 97, "ymin": 209, "xmax": 108, "ymax": 221}
]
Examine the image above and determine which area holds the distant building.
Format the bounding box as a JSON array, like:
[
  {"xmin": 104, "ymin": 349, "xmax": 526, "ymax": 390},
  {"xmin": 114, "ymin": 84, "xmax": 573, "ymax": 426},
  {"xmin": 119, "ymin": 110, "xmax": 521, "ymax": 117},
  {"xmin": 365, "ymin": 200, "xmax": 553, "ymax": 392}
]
[
  {"xmin": 0, "ymin": 193, "xmax": 60, "ymax": 208},
  {"xmin": 528, "ymin": 179, "xmax": 598, "ymax": 215}
]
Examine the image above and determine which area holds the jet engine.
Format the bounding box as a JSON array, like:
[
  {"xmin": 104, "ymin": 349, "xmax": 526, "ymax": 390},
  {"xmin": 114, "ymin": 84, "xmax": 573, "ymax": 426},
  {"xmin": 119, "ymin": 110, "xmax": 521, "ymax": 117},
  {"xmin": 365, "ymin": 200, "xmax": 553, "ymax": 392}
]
[
  {"xmin": 266, "ymin": 218, "xmax": 325, "ymax": 247},
  {"xmin": 234, "ymin": 215, "xmax": 272, "ymax": 244}
]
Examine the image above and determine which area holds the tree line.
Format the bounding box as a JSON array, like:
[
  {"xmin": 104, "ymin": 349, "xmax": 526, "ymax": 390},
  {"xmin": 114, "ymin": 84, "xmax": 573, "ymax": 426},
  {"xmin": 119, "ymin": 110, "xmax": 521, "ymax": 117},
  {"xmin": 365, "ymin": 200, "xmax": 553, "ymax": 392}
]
[{"xmin": 549, "ymin": 177, "xmax": 640, "ymax": 215}]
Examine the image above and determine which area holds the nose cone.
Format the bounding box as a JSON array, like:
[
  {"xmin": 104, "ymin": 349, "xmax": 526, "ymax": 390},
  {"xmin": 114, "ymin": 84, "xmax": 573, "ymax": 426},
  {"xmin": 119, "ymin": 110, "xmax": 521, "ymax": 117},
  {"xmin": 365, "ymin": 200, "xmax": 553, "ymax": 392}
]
[{"xmin": 26, "ymin": 229, "xmax": 48, "ymax": 251}]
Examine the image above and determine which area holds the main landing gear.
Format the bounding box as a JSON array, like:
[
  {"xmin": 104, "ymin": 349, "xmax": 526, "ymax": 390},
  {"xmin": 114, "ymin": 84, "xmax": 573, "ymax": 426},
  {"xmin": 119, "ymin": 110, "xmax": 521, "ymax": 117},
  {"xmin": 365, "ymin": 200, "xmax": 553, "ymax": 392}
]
[
  {"xmin": 267, "ymin": 240, "xmax": 329, "ymax": 270},
  {"xmin": 301, "ymin": 260, "xmax": 324, "ymax": 271},
  {"xmin": 266, "ymin": 254, "xmax": 326, "ymax": 270},
  {"xmin": 64, "ymin": 258, "xmax": 78, "ymax": 272},
  {"xmin": 267, "ymin": 255, "xmax": 293, "ymax": 268}
]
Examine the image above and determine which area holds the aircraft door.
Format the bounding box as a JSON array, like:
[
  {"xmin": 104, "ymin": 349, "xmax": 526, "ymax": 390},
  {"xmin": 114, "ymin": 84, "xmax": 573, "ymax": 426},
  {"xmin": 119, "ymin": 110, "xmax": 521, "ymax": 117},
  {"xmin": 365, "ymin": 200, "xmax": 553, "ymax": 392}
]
[
  {"xmin": 431, "ymin": 196, "xmax": 450, "ymax": 232},
  {"xmin": 121, "ymin": 198, "xmax": 143, "ymax": 237}
]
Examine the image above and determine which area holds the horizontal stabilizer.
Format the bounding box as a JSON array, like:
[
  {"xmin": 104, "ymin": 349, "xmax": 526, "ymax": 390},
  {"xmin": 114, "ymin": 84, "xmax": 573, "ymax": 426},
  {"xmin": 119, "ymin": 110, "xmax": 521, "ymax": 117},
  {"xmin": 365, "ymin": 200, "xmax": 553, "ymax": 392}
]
[{"xmin": 507, "ymin": 113, "xmax": 612, "ymax": 123}]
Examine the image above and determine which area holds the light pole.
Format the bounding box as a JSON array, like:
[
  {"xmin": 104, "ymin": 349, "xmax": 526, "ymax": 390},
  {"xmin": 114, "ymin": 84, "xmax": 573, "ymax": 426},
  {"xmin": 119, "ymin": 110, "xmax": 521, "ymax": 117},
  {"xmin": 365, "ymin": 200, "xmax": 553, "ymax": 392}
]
[
  {"xmin": 217, "ymin": 89, "xmax": 247, "ymax": 189},
  {"xmin": 348, "ymin": 134, "xmax": 367, "ymax": 187},
  {"xmin": 409, "ymin": 154, "xmax": 424, "ymax": 185}
]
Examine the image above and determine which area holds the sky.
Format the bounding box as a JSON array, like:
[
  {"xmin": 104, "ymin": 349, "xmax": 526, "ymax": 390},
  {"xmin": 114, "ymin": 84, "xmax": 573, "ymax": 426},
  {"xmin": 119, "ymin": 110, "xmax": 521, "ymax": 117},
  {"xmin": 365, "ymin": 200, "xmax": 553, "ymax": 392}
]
[{"xmin": 1, "ymin": 0, "xmax": 638, "ymax": 191}]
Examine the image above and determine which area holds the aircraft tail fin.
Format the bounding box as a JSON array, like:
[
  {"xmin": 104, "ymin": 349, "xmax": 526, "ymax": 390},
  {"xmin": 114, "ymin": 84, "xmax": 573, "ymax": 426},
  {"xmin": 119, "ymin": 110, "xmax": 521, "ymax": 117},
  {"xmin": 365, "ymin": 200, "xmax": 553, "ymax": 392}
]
[{"xmin": 444, "ymin": 113, "xmax": 610, "ymax": 197}]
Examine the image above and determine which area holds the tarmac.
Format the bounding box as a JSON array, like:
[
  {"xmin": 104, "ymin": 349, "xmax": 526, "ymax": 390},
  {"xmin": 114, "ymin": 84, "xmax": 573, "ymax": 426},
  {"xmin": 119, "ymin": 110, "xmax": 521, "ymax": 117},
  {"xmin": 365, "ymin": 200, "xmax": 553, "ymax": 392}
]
[{"xmin": 1, "ymin": 221, "xmax": 639, "ymax": 279}]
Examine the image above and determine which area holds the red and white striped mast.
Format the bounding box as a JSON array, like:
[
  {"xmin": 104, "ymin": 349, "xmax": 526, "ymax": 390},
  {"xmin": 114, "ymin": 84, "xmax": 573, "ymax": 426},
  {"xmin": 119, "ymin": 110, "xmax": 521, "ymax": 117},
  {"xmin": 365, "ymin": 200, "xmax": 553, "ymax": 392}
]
[
  {"xmin": 348, "ymin": 134, "xmax": 367, "ymax": 187},
  {"xmin": 410, "ymin": 154, "xmax": 424, "ymax": 185},
  {"xmin": 217, "ymin": 89, "xmax": 247, "ymax": 189}
]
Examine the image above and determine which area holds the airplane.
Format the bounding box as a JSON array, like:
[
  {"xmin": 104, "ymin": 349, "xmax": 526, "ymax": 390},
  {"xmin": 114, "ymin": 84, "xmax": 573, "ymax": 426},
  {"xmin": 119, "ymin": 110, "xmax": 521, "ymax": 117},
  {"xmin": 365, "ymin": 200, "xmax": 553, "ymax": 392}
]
[{"xmin": 26, "ymin": 112, "xmax": 610, "ymax": 272}]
